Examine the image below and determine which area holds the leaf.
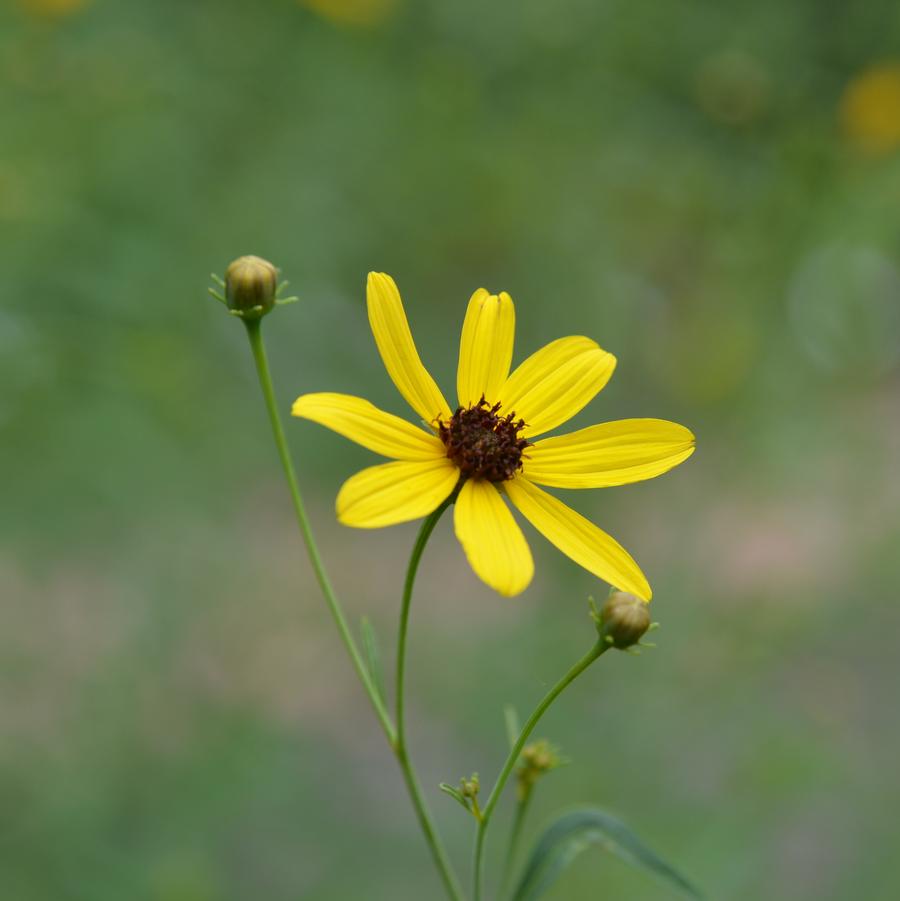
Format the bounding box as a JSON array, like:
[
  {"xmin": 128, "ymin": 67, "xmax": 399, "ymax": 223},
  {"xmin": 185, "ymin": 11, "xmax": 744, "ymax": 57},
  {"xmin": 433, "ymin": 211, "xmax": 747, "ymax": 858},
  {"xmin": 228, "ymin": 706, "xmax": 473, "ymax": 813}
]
[
  {"xmin": 510, "ymin": 807, "xmax": 703, "ymax": 901},
  {"xmin": 504, "ymin": 704, "xmax": 521, "ymax": 751},
  {"xmin": 360, "ymin": 617, "xmax": 386, "ymax": 704},
  {"xmin": 438, "ymin": 783, "xmax": 470, "ymax": 811}
]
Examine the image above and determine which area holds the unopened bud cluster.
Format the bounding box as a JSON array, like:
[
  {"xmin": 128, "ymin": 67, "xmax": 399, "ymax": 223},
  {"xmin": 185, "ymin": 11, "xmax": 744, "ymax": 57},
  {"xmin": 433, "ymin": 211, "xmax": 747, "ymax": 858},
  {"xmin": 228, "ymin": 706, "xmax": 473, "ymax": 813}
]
[
  {"xmin": 460, "ymin": 773, "xmax": 480, "ymax": 801},
  {"xmin": 439, "ymin": 772, "xmax": 482, "ymax": 818},
  {"xmin": 516, "ymin": 739, "xmax": 563, "ymax": 801},
  {"xmin": 459, "ymin": 773, "xmax": 482, "ymax": 819}
]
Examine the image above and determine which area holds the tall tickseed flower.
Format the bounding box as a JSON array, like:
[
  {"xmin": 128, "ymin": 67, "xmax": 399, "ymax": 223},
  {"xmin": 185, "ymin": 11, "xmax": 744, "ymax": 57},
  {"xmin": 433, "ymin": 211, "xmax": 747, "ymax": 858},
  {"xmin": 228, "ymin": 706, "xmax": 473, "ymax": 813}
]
[{"xmin": 291, "ymin": 274, "xmax": 695, "ymax": 598}]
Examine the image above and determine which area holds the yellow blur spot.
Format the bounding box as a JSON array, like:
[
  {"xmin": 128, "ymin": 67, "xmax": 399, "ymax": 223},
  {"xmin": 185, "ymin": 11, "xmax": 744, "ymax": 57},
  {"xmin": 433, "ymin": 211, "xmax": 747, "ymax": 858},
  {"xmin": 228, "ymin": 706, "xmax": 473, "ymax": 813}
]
[
  {"xmin": 17, "ymin": 0, "xmax": 89, "ymax": 18},
  {"xmin": 840, "ymin": 62, "xmax": 900, "ymax": 155},
  {"xmin": 299, "ymin": 0, "xmax": 400, "ymax": 27}
]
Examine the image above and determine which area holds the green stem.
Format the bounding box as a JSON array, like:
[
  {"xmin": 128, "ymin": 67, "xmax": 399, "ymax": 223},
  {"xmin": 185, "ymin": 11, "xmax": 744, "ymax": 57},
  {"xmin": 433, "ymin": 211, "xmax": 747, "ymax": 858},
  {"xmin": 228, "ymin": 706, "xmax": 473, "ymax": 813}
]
[
  {"xmin": 498, "ymin": 790, "xmax": 533, "ymax": 899},
  {"xmin": 242, "ymin": 318, "xmax": 395, "ymax": 743},
  {"xmin": 394, "ymin": 501, "xmax": 465, "ymax": 901},
  {"xmin": 244, "ymin": 319, "xmax": 462, "ymax": 897},
  {"xmin": 472, "ymin": 639, "xmax": 608, "ymax": 901},
  {"xmin": 396, "ymin": 500, "xmax": 450, "ymax": 743}
]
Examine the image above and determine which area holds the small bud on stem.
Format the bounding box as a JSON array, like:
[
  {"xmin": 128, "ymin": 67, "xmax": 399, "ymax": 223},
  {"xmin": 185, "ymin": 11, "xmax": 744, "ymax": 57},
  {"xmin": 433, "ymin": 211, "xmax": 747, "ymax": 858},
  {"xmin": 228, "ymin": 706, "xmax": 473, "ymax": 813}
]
[
  {"xmin": 516, "ymin": 738, "xmax": 564, "ymax": 801},
  {"xmin": 596, "ymin": 591, "xmax": 652, "ymax": 649},
  {"xmin": 208, "ymin": 256, "xmax": 299, "ymax": 321},
  {"xmin": 225, "ymin": 255, "xmax": 279, "ymax": 318}
]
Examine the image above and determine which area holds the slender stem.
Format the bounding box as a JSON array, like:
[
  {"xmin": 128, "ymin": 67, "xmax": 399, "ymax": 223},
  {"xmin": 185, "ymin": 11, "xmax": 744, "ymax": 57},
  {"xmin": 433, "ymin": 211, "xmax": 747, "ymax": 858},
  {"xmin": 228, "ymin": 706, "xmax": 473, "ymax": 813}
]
[
  {"xmin": 396, "ymin": 500, "xmax": 450, "ymax": 741},
  {"xmin": 242, "ymin": 319, "xmax": 395, "ymax": 743},
  {"xmin": 244, "ymin": 319, "xmax": 462, "ymax": 897},
  {"xmin": 498, "ymin": 791, "xmax": 532, "ymax": 899},
  {"xmin": 472, "ymin": 639, "xmax": 608, "ymax": 901},
  {"xmin": 393, "ymin": 501, "xmax": 465, "ymax": 901},
  {"xmin": 395, "ymin": 746, "xmax": 465, "ymax": 901}
]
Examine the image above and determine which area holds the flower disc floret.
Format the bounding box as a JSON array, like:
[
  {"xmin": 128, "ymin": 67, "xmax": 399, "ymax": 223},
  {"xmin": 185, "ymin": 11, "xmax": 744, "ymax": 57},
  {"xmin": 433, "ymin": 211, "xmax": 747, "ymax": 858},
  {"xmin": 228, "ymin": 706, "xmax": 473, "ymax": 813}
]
[{"xmin": 438, "ymin": 398, "xmax": 530, "ymax": 482}]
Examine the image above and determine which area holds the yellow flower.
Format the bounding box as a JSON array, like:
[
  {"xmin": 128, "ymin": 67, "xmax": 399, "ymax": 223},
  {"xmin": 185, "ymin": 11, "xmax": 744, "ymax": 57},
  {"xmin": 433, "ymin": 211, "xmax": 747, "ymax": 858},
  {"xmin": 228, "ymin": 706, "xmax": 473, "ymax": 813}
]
[
  {"xmin": 17, "ymin": 0, "xmax": 89, "ymax": 18},
  {"xmin": 292, "ymin": 273, "xmax": 695, "ymax": 599},
  {"xmin": 298, "ymin": 0, "xmax": 399, "ymax": 27},
  {"xmin": 840, "ymin": 62, "xmax": 900, "ymax": 156}
]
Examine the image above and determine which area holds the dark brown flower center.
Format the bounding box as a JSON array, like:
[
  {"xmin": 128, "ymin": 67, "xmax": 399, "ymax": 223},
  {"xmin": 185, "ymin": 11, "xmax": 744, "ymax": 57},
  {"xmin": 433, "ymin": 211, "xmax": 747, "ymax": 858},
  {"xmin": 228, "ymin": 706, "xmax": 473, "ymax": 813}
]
[{"xmin": 438, "ymin": 397, "xmax": 530, "ymax": 482}]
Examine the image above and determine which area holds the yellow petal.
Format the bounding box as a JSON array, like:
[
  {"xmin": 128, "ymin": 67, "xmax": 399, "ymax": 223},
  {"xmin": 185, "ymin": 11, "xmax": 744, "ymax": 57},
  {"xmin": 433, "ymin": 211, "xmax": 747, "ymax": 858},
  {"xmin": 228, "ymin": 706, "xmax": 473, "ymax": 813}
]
[
  {"xmin": 454, "ymin": 479, "xmax": 533, "ymax": 597},
  {"xmin": 504, "ymin": 477, "xmax": 651, "ymax": 600},
  {"xmin": 367, "ymin": 272, "xmax": 451, "ymax": 424},
  {"xmin": 523, "ymin": 419, "xmax": 696, "ymax": 489},
  {"xmin": 457, "ymin": 289, "xmax": 516, "ymax": 408},
  {"xmin": 498, "ymin": 336, "xmax": 616, "ymax": 438},
  {"xmin": 337, "ymin": 458, "xmax": 459, "ymax": 528},
  {"xmin": 292, "ymin": 393, "xmax": 445, "ymax": 461}
]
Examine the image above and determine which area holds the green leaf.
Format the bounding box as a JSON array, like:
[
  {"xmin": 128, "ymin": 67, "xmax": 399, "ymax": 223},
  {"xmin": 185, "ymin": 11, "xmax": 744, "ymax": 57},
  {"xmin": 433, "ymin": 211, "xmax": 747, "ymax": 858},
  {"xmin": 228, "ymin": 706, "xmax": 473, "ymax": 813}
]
[
  {"xmin": 438, "ymin": 783, "xmax": 470, "ymax": 811},
  {"xmin": 504, "ymin": 705, "xmax": 521, "ymax": 751},
  {"xmin": 510, "ymin": 807, "xmax": 703, "ymax": 901},
  {"xmin": 360, "ymin": 617, "xmax": 385, "ymax": 704}
]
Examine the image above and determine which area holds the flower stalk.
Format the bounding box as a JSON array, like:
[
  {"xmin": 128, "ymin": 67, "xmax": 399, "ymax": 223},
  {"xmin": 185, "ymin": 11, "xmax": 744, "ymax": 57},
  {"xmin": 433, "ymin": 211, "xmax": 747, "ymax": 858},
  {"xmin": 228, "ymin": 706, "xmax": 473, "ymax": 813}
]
[
  {"xmin": 472, "ymin": 637, "xmax": 610, "ymax": 901},
  {"xmin": 242, "ymin": 318, "xmax": 396, "ymax": 742},
  {"xmin": 243, "ymin": 315, "xmax": 463, "ymax": 900},
  {"xmin": 394, "ymin": 501, "xmax": 466, "ymax": 900},
  {"xmin": 498, "ymin": 789, "xmax": 532, "ymax": 897},
  {"xmin": 498, "ymin": 737, "xmax": 564, "ymax": 894}
]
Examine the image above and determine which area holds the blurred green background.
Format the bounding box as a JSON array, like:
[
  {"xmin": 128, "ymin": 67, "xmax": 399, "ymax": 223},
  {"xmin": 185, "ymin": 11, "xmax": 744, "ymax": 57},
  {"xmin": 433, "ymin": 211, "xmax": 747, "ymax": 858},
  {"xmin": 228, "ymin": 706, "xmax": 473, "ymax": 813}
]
[{"xmin": 3, "ymin": 0, "xmax": 900, "ymax": 898}]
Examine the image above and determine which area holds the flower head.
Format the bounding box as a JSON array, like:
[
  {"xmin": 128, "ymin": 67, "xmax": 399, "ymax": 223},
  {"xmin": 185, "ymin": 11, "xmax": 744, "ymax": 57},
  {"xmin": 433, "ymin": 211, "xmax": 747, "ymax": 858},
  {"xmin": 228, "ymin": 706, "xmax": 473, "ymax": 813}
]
[
  {"xmin": 17, "ymin": 0, "xmax": 89, "ymax": 18},
  {"xmin": 292, "ymin": 273, "xmax": 694, "ymax": 598},
  {"xmin": 840, "ymin": 62, "xmax": 900, "ymax": 156}
]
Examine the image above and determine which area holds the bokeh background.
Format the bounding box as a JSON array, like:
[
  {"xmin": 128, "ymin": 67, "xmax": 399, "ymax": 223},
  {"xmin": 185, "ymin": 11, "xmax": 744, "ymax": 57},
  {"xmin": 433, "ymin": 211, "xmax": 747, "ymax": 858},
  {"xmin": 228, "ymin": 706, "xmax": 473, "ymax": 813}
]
[{"xmin": 3, "ymin": 0, "xmax": 900, "ymax": 898}]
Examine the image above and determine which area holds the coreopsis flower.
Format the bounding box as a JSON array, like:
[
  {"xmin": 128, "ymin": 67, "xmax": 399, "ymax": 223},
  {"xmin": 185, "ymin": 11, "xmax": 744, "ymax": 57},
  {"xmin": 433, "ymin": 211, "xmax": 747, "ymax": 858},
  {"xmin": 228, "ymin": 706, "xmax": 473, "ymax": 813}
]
[
  {"xmin": 17, "ymin": 0, "xmax": 89, "ymax": 18},
  {"xmin": 292, "ymin": 274, "xmax": 694, "ymax": 598},
  {"xmin": 298, "ymin": 0, "xmax": 399, "ymax": 27},
  {"xmin": 840, "ymin": 61, "xmax": 900, "ymax": 156}
]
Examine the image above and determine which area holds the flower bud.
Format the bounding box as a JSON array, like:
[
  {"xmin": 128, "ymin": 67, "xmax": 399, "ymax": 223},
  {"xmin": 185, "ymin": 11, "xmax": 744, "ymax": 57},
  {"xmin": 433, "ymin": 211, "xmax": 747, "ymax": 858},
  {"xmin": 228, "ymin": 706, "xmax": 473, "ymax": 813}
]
[
  {"xmin": 598, "ymin": 591, "xmax": 652, "ymax": 649},
  {"xmin": 225, "ymin": 255, "xmax": 279, "ymax": 318},
  {"xmin": 516, "ymin": 738, "xmax": 564, "ymax": 800},
  {"xmin": 460, "ymin": 773, "xmax": 480, "ymax": 800}
]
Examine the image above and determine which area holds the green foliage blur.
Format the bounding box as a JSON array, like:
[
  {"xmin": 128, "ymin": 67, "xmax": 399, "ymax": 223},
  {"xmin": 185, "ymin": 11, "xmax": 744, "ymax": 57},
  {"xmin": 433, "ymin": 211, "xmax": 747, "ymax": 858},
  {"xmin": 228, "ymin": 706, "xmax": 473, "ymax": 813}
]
[{"xmin": 2, "ymin": 0, "xmax": 899, "ymax": 898}]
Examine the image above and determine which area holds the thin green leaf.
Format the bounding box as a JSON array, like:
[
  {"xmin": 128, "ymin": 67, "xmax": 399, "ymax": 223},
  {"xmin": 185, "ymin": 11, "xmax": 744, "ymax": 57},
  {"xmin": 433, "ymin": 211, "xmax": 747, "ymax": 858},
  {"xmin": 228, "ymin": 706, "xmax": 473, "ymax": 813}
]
[
  {"xmin": 360, "ymin": 617, "xmax": 385, "ymax": 704},
  {"xmin": 504, "ymin": 704, "xmax": 521, "ymax": 751},
  {"xmin": 439, "ymin": 783, "xmax": 471, "ymax": 811},
  {"xmin": 511, "ymin": 807, "xmax": 702, "ymax": 901}
]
